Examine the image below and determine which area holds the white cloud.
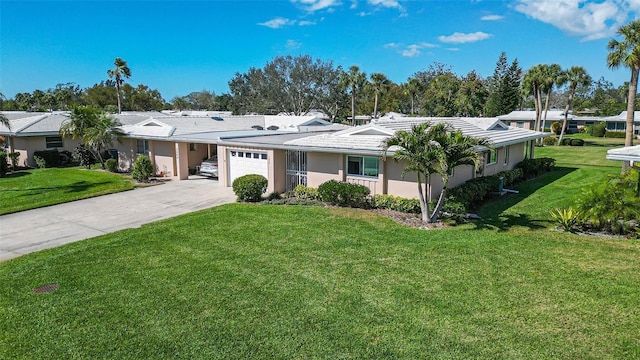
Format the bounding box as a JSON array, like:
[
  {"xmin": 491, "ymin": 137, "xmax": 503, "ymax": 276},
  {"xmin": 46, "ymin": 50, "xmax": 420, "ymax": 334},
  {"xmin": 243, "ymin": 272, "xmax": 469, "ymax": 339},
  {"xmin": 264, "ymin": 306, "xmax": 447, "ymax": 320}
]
[
  {"xmin": 514, "ymin": 0, "xmax": 630, "ymax": 41},
  {"xmin": 446, "ymin": 48, "xmax": 460, "ymax": 51},
  {"xmin": 481, "ymin": 14, "xmax": 504, "ymax": 21},
  {"xmin": 438, "ymin": 31, "xmax": 492, "ymax": 43},
  {"xmin": 402, "ymin": 45, "xmax": 421, "ymax": 57},
  {"xmin": 258, "ymin": 17, "xmax": 296, "ymax": 29},
  {"xmin": 292, "ymin": 0, "xmax": 341, "ymax": 12},
  {"xmin": 286, "ymin": 40, "xmax": 303, "ymax": 49},
  {"xmin": 298, "ymin": 20, "xmax": 316, "ymax": 26},
  {"xmin": 368, "ymin": 0, "xmax": 400, "ymax": 8},
  {"xmin": 394, "ymin": 42, "xmax": 439, "ymax": 57}
]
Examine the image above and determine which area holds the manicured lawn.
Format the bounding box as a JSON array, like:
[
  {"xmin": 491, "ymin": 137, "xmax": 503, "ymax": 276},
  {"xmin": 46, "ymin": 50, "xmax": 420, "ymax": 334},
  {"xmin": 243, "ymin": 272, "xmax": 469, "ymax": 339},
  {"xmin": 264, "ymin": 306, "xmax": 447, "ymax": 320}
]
[
  {"xmin": 0, "ymin": 168, "xmax": 134, "ymax": 215},
  {"xmin": 1, "ymin": 137, "xmax": 638, "ymax": 359}
]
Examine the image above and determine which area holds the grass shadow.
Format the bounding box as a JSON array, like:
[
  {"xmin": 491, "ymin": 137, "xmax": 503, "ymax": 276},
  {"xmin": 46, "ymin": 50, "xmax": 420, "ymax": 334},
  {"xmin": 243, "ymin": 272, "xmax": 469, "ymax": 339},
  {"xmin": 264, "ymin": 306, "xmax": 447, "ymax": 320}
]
[
  {"xmin": 10, "ymin": 181, "xmax": 112, "ymax": 195},
  {"xmin": 4, "ymin": 171, "xmax": 32, "ymax": 178},
  {"xmin": 468, "ymin": 167, "xmax": 577, "ymax": 232}
]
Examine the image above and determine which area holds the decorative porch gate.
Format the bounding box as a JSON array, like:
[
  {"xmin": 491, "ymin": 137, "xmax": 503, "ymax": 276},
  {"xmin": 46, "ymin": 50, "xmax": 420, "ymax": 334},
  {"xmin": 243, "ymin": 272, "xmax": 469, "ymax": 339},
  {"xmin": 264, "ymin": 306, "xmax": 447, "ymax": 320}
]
[{"xmin": 285, "ymin": 150, "xmax": 307, "ymax": 191}]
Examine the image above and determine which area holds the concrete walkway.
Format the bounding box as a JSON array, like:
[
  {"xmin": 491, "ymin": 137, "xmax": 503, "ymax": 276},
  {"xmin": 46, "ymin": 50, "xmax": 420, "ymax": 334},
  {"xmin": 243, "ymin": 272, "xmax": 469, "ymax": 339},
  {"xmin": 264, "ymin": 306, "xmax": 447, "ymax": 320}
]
[{"xmin": 0, "ymin": 177, "xmax": 236, "ymax": 262}]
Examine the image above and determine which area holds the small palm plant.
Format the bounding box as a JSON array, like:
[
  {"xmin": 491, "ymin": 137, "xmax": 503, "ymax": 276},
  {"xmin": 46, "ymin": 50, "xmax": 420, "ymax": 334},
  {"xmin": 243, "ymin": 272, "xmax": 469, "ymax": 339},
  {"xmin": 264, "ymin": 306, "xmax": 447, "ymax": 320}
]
[{"xmin": 550, "ymin": 207, "xmax": 580, "ymax": 232}]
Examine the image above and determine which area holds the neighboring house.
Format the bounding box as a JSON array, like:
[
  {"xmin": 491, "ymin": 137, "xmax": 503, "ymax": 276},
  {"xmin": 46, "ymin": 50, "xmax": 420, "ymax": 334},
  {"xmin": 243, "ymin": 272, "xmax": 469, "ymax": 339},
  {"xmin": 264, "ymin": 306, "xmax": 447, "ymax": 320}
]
[
  {"xmin": 600, "ymin": 111, "xmax": 640, "ymax": 135},
  {"xmin": 498, "ymin": 110, "xmax": 571, "ymax": 131}
]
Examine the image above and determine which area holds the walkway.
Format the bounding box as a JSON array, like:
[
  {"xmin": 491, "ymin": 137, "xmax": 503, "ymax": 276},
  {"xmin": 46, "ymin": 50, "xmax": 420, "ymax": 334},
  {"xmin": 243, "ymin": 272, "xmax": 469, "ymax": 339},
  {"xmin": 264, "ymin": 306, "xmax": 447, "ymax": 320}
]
[{"xmin": 0, "ymin": 177, "xmax": 236, "ymax": 262}]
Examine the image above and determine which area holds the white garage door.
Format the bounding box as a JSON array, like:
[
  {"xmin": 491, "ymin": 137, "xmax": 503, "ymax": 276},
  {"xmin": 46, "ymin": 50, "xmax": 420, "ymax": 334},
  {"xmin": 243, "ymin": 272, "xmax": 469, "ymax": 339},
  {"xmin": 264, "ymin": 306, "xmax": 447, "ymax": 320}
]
[{"xmin": 228, "ymin": 149, "xmax": 269, "ymax": 184}]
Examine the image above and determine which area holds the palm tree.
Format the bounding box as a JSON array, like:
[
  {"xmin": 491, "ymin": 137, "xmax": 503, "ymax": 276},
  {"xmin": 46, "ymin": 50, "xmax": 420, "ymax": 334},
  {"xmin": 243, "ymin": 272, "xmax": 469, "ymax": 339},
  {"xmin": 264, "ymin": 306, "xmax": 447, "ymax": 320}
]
[
  {"xmin": 540, "ymin": 63, "xmax": 562, "ymax": 133},
  {"xmin": 522, "ymin": 65, "xmax": 545, "ymax": 133},
  {"xmin": 607, "ymin": 19, "xmax": 640, "ymax": 170},
  {"xmin": 383, "ymin": 122, "xmax": 445, "ymax": 223},
  {"xmin": 342, "ymin": 65, "xmax": 366, "ymax": 124},
  {"xmin": 556, "ymin": 66, "xmax": 592, "ymax": 145},
  {"xmin": 107, "ymin": 57, "xmax": 132, "ymax": 114},
  {"xmin": 370, "ymin": 73, "xmax": 389, "ymax": 118},
  {"xmin": 0, "ymin": 113, "xmax": 10, "ymax": 130},
  {"xmin": 403, "ymin": 78, "xmax": 422, "ymax": 115},
  {"xmin": 84, "ymin": 114, "xmax": 123, "ymax": 169}
]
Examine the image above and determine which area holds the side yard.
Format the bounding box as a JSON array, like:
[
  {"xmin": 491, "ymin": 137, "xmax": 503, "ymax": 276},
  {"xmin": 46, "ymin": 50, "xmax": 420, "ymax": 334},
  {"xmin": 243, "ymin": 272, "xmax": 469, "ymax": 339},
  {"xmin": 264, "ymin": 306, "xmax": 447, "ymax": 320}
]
[{"xmin": 0, "ymin": 168, "xmax": 134, "ymax": 215}]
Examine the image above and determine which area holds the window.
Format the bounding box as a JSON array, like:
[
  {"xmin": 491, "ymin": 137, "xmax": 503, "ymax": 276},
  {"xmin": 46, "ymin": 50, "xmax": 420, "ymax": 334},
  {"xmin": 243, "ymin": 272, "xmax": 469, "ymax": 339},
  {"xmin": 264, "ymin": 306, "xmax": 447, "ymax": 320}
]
[
  {"xmin": 503, "ymin": 146, "xmax": 509, "ymax": 165},
  {"xmin": 45, "ymin": 136, "xmax": 63, "ymax": 148},
  {"xmin": 347, "ymin": 156, "xmax": 379, "ymax": 177},
  {"xmin": 136, "ymin": 140, "xmax": 149, "ymax": 154},
  {"xmin": 189, "ymin": 143, "xmax": 196, "ymax": 151},
  {"xmin": 253, "ymin": 153, "xmax": 260, "ymax": 159},
  {"xmin": 261, "ymin": 154, "xmax": 267, "ymax": 160},
  {"xmin": 231, "ymin": 151, "xmax": 237, "ymax": 157},
  {"xmin": 486, "ymin": 150, "xmax": 497, "ymax": 165},
  {"xmin": 238, "ymin": 152, "xmax": 244, "ymax": 158},
  {"xmin": 516, "ymin": 121, "xmax": 524, "ymax": 128}
]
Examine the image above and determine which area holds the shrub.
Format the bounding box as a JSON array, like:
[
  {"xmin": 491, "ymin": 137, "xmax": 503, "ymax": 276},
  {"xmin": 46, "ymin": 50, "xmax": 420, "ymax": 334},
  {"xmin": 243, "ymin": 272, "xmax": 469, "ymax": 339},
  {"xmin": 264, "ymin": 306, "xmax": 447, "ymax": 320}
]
[
  {"xmin": 72, "ymin": 145, "xmax": 95, "ymax": 169},
  {"xmin": 34, "ymin": 155, "xmax": 47, "ymax": 169},
  {"xmin": 605, "ymin": 131, "xmax": 626, "ymax": 138},
  {"xmin": 561, "ymin": 137, "xmax": 573, "ymax": 146},
  {"xmin": 445, "ymin": 176, "xmax": 500, "ymax": 213},
  {"xmin": 569, "ymin": 138, "xmax": 584, "ymax": 146},
  {"xmin": 497, "ymin": 168, "xmax": 523, "ymax": 188},
  {"xmin": 371, "ymin": 194, "xmax": 421, "ymax": 214},
  {"xmin": 587, "ymin": 121, "xmax": 606, "ymax": 137},
  {"xmin": 266, "ymin": 191, "xmax": 282, "ymax": 201},
  {"xmin": 8, "ymin": 152, "xmax": 19, "ymax": 169},
  {"xmin": 550, "ymin": 121, "xmax": 563, "ymax": 135},
  {"xmin": 132, "ymin": 155, "xmax": 154, "ymax": 182},
  {"xmin": 318, "ymin": 180, "xmax": 370, "ymax": 208},
  {"xmin": 543, "ymin": 136, "xmax": 557, "ymax": 146},
  {"xmin": 293, "ymin": 185, "xmax": 320, "ymax": 200},
  {"xmin": 232, "ymin": 174, "xmax": 268, "ymax": 202},
  {"xmin": 33, "ymin": 149, "xmax": 61, "ymax": 168},
  {"xmin": 550, "ymin": 207, "xmax": 580, "ymax": 232},
  {"xmin": 516, "ymin": 157, "xmax": 555, "ymax": 179},
  {"xmin": 105, "ymin": 158, "xmax": 118, "ymax": 173},
  {"xmin": 0, "ymin": 151, "xmax": 7, "ymax": 177}
]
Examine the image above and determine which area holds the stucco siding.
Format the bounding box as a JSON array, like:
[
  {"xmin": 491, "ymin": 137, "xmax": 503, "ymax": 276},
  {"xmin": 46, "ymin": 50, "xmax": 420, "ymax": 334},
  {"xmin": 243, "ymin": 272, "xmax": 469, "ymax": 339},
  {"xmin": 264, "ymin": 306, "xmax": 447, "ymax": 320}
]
[
  {"xmin": 152, "ymin": 141, "xmax": 176, "ymax": 177},
  {"xmin": 9, "ymin": 136, "xmax": 81, "ymax": 167},
  {"xmin": 307, "ymin": 152, "xmax": 343, "ymax": 188}
]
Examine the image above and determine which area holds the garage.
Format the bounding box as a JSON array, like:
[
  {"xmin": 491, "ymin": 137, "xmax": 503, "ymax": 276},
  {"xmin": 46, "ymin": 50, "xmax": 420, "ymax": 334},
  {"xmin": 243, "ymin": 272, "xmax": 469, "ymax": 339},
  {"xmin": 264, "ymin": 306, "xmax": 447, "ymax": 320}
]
[{"xmin": 228, "ymin": 149, "xmax": 269, "ymax": 184}]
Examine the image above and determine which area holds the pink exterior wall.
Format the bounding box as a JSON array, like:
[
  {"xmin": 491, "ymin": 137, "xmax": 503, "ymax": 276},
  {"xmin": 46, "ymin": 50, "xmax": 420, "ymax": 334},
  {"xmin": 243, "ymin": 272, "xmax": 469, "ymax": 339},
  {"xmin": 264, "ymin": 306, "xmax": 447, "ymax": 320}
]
[
  {"xmin": 8, "ymin": 136, "xmax": 81, "ymax": 167},
  {"xmin": 152, "ymin": 141, "xmax": 176, "ymax": 177},
  {"xmin": 306, "ymin": 152, "xmax": 344, "ymax": 188},
  {"xmin": 187, "ymin": 143, "xmax": 208, "ymax": 169}
]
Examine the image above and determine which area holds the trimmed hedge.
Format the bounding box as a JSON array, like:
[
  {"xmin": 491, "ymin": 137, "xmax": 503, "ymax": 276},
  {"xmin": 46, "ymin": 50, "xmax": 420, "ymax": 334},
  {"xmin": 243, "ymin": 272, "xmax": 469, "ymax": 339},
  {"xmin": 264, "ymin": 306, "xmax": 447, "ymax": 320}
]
[
  {"xmin": 569, "ymin": 138, "xmax": 584, "ymax": 146},
  {"xmin": 293, "ymin": 185, "xmax": 320, "ymax": 200},
  {"xmin": 543, "ymin": 136, "xmax": 557, "ymax": 146},
  {"xmin": 0, "ymin": 151, "xmax": 8, "ymax": 177},
  {"xmin": 605, "ymin": 131, "xmax": 626, "ymax": 138},
  {"xmin": 516, "ymin": 157, "xmax": 555, "ymax": 179},
  {"xmin": 132, "ymin": 155, "xmax": 154, "ymax": 182},
  {"xmin": 371, "ymin": 194, "xmax": 421, "ymax": 214},
  {"xmin": 232, "ymin": 174, "xmax": 268, "ymax": 202},
  {"xmin": 105, "ymin": 158, "xmax": 118, "ymax": 173},
  {"xmin": 318, "ymin": 180, "xmax": 370, "ymax": 208}
]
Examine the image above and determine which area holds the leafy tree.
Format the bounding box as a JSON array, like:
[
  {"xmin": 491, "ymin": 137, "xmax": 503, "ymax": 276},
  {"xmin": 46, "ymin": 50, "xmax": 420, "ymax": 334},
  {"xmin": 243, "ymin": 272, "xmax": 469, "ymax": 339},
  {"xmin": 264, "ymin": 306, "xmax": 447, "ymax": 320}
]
[
  {"xmin": 342, "ymin": 65, "xmax": 367, "ymax": 124},
  {"xmin": 423, "ymin": 72, "xmax": 460, "ymax": 116},
  {"xmin": 171, "ymin": 96, "xmax": 189, "ymax": 111},
  {"xmin": 83, "ymin": 81, "xmax": 118, "ymax": 110},
  {"xmin": 185, "ymin": 90, "xmax": 216, "ymax": 110},
  {"xmin": 84, "ymin": 115, "xmax": 123, "ymax": 168},
  {"xmin": 402, "ymin": 78, "xmax": 422, "ymax": 115},
  {"xmin": 607, "ymin": 19, "xmax": 640, "ymax": 167},
  {"xmin": 556, "ymin": 66, "xmax": 592, "ymax": 144},
  {"xmin": 229, "ymin": 55, "xmax": 344, "ymax": 116},
  {"xmin": 107, "ymin": 57, "xmax": 132, "ymax": 114},
  {"xmin": 456, "ymin": 71, "xmax": 488, "ymax": 116}
]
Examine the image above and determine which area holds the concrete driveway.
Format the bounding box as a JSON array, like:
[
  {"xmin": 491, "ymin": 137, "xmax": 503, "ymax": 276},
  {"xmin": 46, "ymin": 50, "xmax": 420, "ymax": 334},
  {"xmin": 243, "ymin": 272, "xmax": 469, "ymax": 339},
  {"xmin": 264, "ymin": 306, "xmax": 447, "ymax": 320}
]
[{"xmin": 0, "ymin": 177, "xmax": 235, "ymax": 262}]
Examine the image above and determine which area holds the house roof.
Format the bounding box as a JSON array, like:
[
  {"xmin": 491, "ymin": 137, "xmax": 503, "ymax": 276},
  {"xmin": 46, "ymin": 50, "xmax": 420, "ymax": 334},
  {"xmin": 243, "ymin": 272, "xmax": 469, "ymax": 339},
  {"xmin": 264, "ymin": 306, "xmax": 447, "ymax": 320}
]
[
  {"xmin": 284, "ymin": 117, "xmax": 548, "ymax": 155},
  {"xmin": 497, "ymin": 110, "xmax": 570, "ymax": 121},
  {"xmin": 0, "ymin": 111, "xmax": 146, "ymax": 136},
  {"xmin": 606, "ymin": 145, "xmax": 640, "ymax": 162},
  {"xmin": 601, "ymin": 111, "xmax": 640, "ymax": 123}
]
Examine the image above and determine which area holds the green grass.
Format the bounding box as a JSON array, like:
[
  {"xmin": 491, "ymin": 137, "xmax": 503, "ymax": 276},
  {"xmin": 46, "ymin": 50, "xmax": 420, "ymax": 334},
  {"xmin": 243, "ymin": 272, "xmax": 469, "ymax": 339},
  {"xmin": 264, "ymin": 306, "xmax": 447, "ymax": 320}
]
[
  {"xmin": 0, "ymin": 168, "xmax": 134, "ymax": 215},
  {"xmin": 1, "ymin": 137, "xmax": 638, "ymax": 359}
]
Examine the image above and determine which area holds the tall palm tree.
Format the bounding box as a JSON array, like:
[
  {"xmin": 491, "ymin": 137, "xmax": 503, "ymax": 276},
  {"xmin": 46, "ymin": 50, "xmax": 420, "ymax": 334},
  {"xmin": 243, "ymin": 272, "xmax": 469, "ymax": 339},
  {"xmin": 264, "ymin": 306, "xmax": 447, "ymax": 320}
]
[
  {"xmin": 522, "ymin": 65, "xmax": 545, "ymax": 133},
  {"xmin": 107, "ymin": 57, "xmax": 132, "ymax": 114},
  {"xmin": 383, "ymin": 122, "xmax": 445, "ymax": 223},
  {"xmin": 540, "ymin": 63, "xmax": 562, "ymax": 133},
  {"xmin": 0, "ymin": 113, "xmax": 10, "ymax": 130},
  {"xmin": 607, "ymin": 19, "xmax": 640, "ymax": 170},
  {"xmin": 342, "ymin": 65, "xmax": 366, "ymax": 124},
  {"xmin": 370, "ymin": 73, "xmax": 389, "ymax": 118},
  {"xmin": 403, "ymin": 78, "xmax": 422, "ymax": 115},
  {"xmin": 556, "ymin": 66, "xmax": 592, "ymax": 145}
]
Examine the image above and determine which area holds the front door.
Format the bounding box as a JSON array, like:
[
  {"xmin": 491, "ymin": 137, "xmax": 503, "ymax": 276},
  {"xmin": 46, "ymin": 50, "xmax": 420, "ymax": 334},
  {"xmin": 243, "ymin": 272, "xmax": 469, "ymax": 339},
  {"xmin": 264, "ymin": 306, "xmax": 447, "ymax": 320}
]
[{"xmin": 286, "ymin": 150, "xmax": 307, "ymax": 191}]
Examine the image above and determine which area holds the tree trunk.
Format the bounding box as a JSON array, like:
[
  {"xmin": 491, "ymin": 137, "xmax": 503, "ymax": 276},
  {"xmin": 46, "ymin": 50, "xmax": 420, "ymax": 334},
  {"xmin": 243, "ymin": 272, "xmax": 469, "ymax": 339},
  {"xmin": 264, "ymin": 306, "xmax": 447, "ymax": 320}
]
[
  {"xmin": 541, "ymin": 91, "xmax": 551, "ymax": 134},
  {"xmin": 416, "ymin": 174, "xmax": 430, "ymax": 223},
  {"xmin": 430, "ymin": 183, "xmax": 448, "ymax": 223},
  {"xmin": 116, "ymin": 81, "xmax": 122, "ymax": 114},
  {"xmin": 558, "ymin": 88, "xmax": 575, "ymax": 146},
  {"xmin": 411, "ymin": 94, "xmax": 415, "ymax": 115},
  {"xmin": 373, "ymin": 93, "xmax": 379, "ymax": 119},
  {"xmin": 623, "ymin": 66, "xmax": 638, "ymax": 172},
  {"xmin": 351, "ymin": 87, "xmax": 356, "ymax": 125}
]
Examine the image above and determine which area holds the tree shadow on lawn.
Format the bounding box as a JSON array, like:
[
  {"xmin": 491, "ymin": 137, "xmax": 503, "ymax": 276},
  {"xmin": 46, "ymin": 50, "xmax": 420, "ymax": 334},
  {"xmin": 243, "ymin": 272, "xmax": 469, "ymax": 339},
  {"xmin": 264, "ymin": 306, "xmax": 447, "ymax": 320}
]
[
  {"xmin": 468, "ymin": 167, "xmax": 577, "ymax": 233},
  {"xmin": 3, "ymin": 171, "xmax": 32, "ymax": 178},
  {"xmin": 10, "ymin": 181, "xmax": 113, "ymax": 196}
]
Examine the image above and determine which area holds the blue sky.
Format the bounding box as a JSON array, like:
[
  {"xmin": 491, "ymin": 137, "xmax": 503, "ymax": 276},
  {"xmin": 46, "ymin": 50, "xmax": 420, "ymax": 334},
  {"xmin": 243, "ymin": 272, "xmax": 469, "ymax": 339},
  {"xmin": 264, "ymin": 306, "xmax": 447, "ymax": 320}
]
[{"xmin": 2, "ymin": 0, "xmax": 640, "ymax": 101}]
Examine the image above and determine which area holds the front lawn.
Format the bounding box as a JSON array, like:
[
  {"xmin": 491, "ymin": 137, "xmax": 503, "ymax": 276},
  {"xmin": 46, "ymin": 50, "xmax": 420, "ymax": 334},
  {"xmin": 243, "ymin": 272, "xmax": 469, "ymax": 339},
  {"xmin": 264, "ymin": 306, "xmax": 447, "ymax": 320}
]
[
  {"xmin": 1, "ymin": 136, "xmax": 638, "ymax": 358},
  {"xmin": 0, "ymin": 168, "xmax": 134, "ymax": 215}
]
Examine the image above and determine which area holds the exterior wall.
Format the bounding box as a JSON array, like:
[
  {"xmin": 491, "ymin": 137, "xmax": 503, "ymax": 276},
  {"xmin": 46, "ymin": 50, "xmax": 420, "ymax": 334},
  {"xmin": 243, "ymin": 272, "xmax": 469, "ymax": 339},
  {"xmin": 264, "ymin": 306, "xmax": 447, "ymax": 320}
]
[
  {"xmin": 8, "ymin": 135, "xmax": 81, "ymax": 167},
  {"xmin": 271, "ymin": 149, "xmax": 287, "ymax": 193},
  {"xmin": 114, "ymin": 139, "xmax": 138, "ymax": 171},
  {"xmin": 152, "ymin": 141, "xmax": 176, "ymax": 177},
  {"xmin": 218, "ymin": 145, "xmax": 283, "ymax": 193},
  {"xmin": 306, "ymin": 152, "xmax": 344, "ymax": 188},
  {"xmin": 187, "ymin": 143, "xmax": 208, "ymax": 169}
]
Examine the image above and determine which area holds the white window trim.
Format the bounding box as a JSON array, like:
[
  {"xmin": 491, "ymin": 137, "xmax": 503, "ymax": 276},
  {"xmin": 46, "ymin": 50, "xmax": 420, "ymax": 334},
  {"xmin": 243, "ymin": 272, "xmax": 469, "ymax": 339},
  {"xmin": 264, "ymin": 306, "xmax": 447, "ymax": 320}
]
[{"xmin": 346, "ymin": 155, "xmax": 379, "ymax": 178}]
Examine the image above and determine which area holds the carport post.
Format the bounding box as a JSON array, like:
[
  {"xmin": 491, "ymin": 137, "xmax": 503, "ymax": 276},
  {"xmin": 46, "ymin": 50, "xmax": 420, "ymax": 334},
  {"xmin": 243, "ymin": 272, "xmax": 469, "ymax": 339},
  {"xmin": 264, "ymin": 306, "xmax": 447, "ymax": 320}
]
[{"xmin": 175, "ymin": 142, "xmax": 189, "ymax": 180}]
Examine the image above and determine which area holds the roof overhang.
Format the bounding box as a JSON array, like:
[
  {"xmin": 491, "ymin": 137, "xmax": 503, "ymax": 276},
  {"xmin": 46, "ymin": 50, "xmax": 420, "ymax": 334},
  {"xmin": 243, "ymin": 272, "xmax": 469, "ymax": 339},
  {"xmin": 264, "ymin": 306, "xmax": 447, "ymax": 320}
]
[{"xmin": 606, "ymin": 145, "xmax": 640, "ymax": 162}]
